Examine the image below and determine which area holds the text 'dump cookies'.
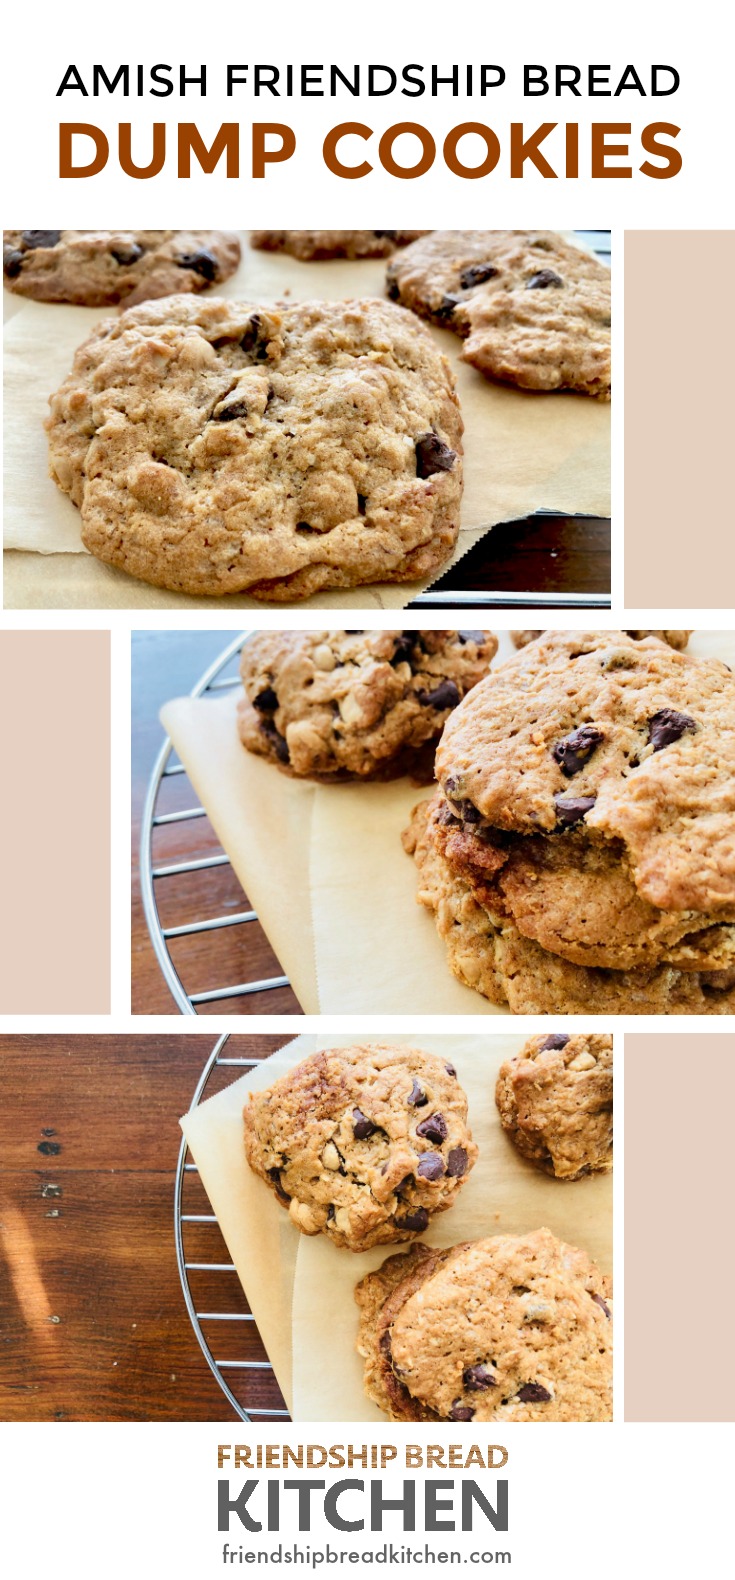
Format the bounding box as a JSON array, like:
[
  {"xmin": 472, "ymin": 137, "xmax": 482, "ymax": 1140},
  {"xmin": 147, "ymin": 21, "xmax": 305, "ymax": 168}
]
[
  {"xmin": 45, "ymin": 294, "xmax": 463, "ymax": 601},
  {"xmin": 242, "ymin": 1044, "xmax": 477, "ymax": 1251},
  {"xmin": 495, "ymin": 1033, "xmax": 613, "ymax": 1179},
  {"xmin": 356, "ymin": 1228, "xmax": 612, "ymax": 1421},
  {"xmin": 3, "ymin": 229, "xmax": 241, "ymax": 306},
  {"xmin": 237, "ymin": 629, "xmax": 498, "ymax": 781},
  {"xmin": 387, "ymin": 230, "xmax": 611, "ymax": 398},
  {"xmin": 403, "ymin": 631, "xmax": 735, "ymax": 1014}
]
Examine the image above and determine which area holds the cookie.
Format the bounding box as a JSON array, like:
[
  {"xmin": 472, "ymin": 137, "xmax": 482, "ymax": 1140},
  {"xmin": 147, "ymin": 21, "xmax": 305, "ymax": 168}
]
[
  {"xmin": 387, "ymin": 230, "xmax": 611, "ymax": 398},
  {"xmin": 237, "ymin": 628, "xmax": 497, "ymax": 780},
  {"xmin": 432, "ymin": 799, "xmax": 735, "ymax": 973},
  {"xmin": 512, "ymin": 630, "xmax": 692, "ymax": 651},
  {"xmin": 495, "ymin": 1034, "xmax": 613, "ymax": 1179},
  {"xmin": 356, "ymin": 1228, "xmax": 612, "ymax": 1422},
  {"xmin": 3, "ymin": 230, "xmax": 241, "ymax": 307},
  {"xmin": 242, "ymin": 1044, "xmax": 477, "ymax": 1251},
  {"xmin": 436, "ymin": 631, "xmax": 735, "ymax": 914},
  {"xmin": 403, "ymin": 797, "xmax": 735, "ymax": 1015},
  {"xmin": 46, "ymin": 294, "xmax": 463, "ymax": 601},
  {"xmin": 251, "ymin": 230, "xmax": 429, "ymax": 260}
]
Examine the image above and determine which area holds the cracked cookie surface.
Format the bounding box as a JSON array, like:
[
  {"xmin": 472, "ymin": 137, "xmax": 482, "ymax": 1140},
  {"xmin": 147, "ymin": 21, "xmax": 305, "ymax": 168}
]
[
  {"xmin": 251, "ymin": 230, "xmax": 428, "ymax": 260},
  {"xmin": 46, "ymin": 293, "xmax": 463, "ymax": 600},
  {"xmin": 4, "ymin": 230, "xmax": 240, "ymax": 306},
  {"xmin": 237, "ymin": 628, "xmax": 497, "ymax": 780},
  {"xmin": 511, "ymin": 629, "xmax": 692, "ymax": 651},
  {"xmin": 387, "ymin": 230, "xmax": 611, "ymax": 397},
  {"xmin": 243, "ymin": 1043, "xmax": 477, "ymax": 1251},
  {"xmin": 356, "ymin": 1228, "xmax": 612, "ymax": 1421},
  {"xmin": 495, "ymin": 1033, "xmax": 613, "ymax": 1179}
]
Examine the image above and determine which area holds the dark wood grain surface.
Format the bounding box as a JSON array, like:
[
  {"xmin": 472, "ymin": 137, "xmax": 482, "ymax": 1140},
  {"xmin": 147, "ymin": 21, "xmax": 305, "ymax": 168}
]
[
  {"xmin": 0, "ymin": 1034, "xmax": 288, "ymax": 1421},
  {"xmin": 132, "ymin": 631, "xmax": 302, "ymax": 1016},
  {"xmin": 421, "ymin": 514, "xmax": 610, "ymax": 601}
]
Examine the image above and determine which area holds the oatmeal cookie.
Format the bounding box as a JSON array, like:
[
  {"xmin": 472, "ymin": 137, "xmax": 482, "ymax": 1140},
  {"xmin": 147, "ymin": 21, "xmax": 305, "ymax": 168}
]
[
  {"xmin": 243, "ymin": 1043, "xmax": 477, "ymax": 1251},
  {"xmin": 402, "ymin": 797, "xmax": 735, "ymax": 1014},
  {"xmin": 495, "ymin": 1034, "xmax": 613, "ymax": 1178},
  {"xmin": 251, "ymin": 230, "xmax": 428, "ymax": 260},
  {"xmin": 436, "ymin": 631, "xmax": 735, "ymax": 914},
  {"xmin": 387, "ymin": 230, "xmax": 611, "ymax": 397},
  {"xmin": 46, "ymin": 294, "xmax": 463, "ymax": 600},
  {"xmin": 237, "ymin": 628, "xmax": 497, "ymax": 780},
  {"xmin": 3, "ymin": 230, "xmax": 240, "ymax": 306},
  {"xmin": 356, "ymin": 1228, "xmax": 612, "ymax": 1421}
]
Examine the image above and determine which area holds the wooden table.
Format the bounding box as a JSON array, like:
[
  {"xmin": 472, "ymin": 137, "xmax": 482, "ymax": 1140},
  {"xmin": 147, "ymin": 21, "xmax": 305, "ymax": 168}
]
[
  {"xmin": 0, "ymin": 1034, "xmax": 287, "ymax": 1421},
  {"xmin": 418, "ymin": 513, "xmax": 610, "ymax": 604}
]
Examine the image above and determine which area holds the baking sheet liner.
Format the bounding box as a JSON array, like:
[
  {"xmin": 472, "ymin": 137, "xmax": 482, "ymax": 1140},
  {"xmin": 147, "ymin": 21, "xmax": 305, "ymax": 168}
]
[
  {"xmin": 160, "ymin": 630, "xmax": 733, "ymax": 1016},
  {"xmin": 4, "ymin": 233, "xmax": 609, "ymax": 609},
  {"xmin": 180, "ymin": 1031, "xmax": 612, "ymax": 1422}
]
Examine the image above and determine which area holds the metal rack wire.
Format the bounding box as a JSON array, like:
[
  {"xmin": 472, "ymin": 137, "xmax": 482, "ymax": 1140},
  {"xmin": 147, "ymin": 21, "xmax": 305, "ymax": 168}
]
[
  {"xmin": 140, "ymin": 631, "xmax": 292, "ymax": 1015},
  {"xmin": 174, "ymin": 1032, "xmax": 290, "ymax": 1421}
]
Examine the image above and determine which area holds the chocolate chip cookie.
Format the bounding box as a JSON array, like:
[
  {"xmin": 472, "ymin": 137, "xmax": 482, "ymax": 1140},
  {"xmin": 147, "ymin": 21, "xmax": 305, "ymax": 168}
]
[
  {"xmin": 495, "ymin": 1034, "xmax": 613, "ymax": 1179},
  {"xmin": 243, "ymin": 1044, "xmax": 477, "ymax": 1251},
  {"xmin": 403, "ymin": 795, "xmax": 735, "ymax": 1014},
  {"xmin": 237, "ymin": 629, "xmax": 497, "ymax": 780},
  {"xmin": 356, "ymin": 1228, "xmax": 612, "ymax": 1421},
  {"xmin": 435, "ymin": 631, "xmax": 735, "ymax": 914},
  {"xmin": 387, "ymin": 230, "xmax": 611, "ymax": 398},
  {"xmin": 3, "ymin": 230, "xmax": 241, "ymax": 306},
  {"xmin": 251, "ymin": 230, "xmax": 428, "ymax": 260},
  {"xmin": 46, "ymin": 294, "xmax": 463, "ymax": 600},
  {"xmin": 512, "ymin": 630, "xmax": 692, "ymax": 651}
]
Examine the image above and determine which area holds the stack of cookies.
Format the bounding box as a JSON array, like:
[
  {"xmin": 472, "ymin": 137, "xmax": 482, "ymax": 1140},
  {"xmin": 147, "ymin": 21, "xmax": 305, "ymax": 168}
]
[{"xmin": 404, "ymin": 631, "xmax": 735, "ymax": 1014}]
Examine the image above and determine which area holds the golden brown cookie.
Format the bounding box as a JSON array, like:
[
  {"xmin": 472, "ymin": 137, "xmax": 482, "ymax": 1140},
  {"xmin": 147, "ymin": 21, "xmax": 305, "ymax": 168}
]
[
  {"xmin": 3, "ymin": 229, "xmax": 240, "ymax": 306},
  {"xmin": 495, "ymin": 1033, "xmax": 613, "ymax": 1178}
]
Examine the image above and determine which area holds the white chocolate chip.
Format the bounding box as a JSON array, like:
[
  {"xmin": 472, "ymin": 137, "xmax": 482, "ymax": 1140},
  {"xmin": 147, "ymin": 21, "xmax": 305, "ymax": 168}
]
[
  {"xmin": 322, "ymin": 1141, "xmax": 341, "ymax": 1170},
  {"xmin": 332, "ymin": 1206, "xmax": 352, "ymax": 1233},
  {"xmin": 568, "ymin": 1051, "xmax": 597, "ymax": 1071},
  {"xmin": 312, "ymin": 643, "xmax": 336, "ymax": 672},
  {"xmin": 338, "ymin": 691, "xmax": 365, "ymax": 728}
]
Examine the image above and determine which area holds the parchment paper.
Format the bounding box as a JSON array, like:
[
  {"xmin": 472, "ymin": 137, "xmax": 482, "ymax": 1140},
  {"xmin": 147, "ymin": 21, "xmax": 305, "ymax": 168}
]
[
  {"xmin": 4, "ymin": 232, "xmax": 609, "ymax": 609},
  {"xmin": 180, "ymin": 1033, "xmax": 313, "ymax": 1413},
  {"xmin": 160, "ymin": 630, "xmax": 734, "ymax": 1016},
  {"xmin": 180, "ymin": 1031, "xmax": 613, "ymax": 1422}
]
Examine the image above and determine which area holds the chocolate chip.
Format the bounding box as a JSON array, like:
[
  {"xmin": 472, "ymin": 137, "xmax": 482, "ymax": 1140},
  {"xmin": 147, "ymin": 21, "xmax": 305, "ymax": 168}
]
[
  {"xmin": 554, "ymin": 794, "xmax": 596, "ymax": 828},
  {"xmin": 213, "ymin": 400, "xmax": 251, "ymax": 422},
  {"xmin": 446, "ymin": 1147, "xmax": 468, "ymax": 1178},
  {"xmin": 415, "ymin": 431, "xmax": 457, "ymax": 479},
  {"xmin": 457, "ymin": 631, "xmax": 486, "ymax": 644},
  {"xmin": 240, "ymin": 313, "xmax": 272, "ymax": 359},
  {"xmin": 357, "ymin": 493, "xmax": 367, "ymax": 516},
  {"xmin": 259, "ymin": 719, "xmax": 289, "ymax": 763},
  {"xmin": 455, "ymin": 799, "xmax": 481, "ymax": 823},
  {"xmin": 416, "ymin": 1113, "xmax": 448, "ymax": 1144},
  {"xmin": 647, "ymin": 708, "xmax": 697, "ymax": 751},
  {"xmin": 460, "ymin": 262, "xmax": 499, "ymax": 289},
  {"xmin": 390, "ymin": 632, "xmax": 416, "ymax": 667},
  {"xmin": 436, "ymin": 803, "xmax": 460, "ymax": 827},
  {"xmin": 444, "ymin": 774, "xmax": 461, "ymax": 795},
  {"xmin": 394, "ymin": 1207, "xmax": 429, "ymax": 1232},
  {"xmin": 448, "ymin": 1401, "xmax": 475, "ymax": 1421},
  {"xmin": 436, "ymin": 293, "xmax": 462, "ymax": 319},
  {"xmin": 516, "ymin": 1382, "xmax": 551, "ymax": 1402},
  {"xmin": 445, "ymin": 1063, "xmax": 457, "ymax": 1077},
  {"xmin": 417, "ymin": 680, "xmax": 460, "ymax": 710},
  {"xmin": 407, "ymin": 1079, "xmax": 428, "ymax": 1107},
  {"xmin": 179, "ymin": 248, "xmax": 219, "ymax": 281},
  {"xmin": 111, "ymin": 242, "xmax": 144, "ymax": 265},
  {"xmin": 253, "ymin": 686, "xmax": 278, "ymax": 712},
  {"xmin": 591, "ymin": 1293, "xmax": 611, "ymax": 1319},
  {"xmin": 463, "ymin": 1364, "xmax": 497, "ymax": 1391},
  {"xmin": 372, "ymin": 230, "xmax": 397, "ymax": 239},
  {"xmin": 538, "ymin": 1034, "xmax": 570, "ymax": 1052},
  {"xmin": 551, "ymin": 725, "xmax": 604, "ymax": 777},
  {"xmin": 526, "ymin": 270, "xmax": 563, "ymax": 289},
  {"xmin": 387, "ymin": 278, "xmax": 401, "ymax": 301},
  {"xmin": 267, "ymin": 1167, "xmax": 290, "ymax": 1204},
  {"xmin": 3, "ymin": 249, "xmax": 24, "ymax": 278},
  {"xmin": 352, "ymin": 1108, "xmax": 377, "ymax": 1140},
  {"xmin": 21, "ymin": 230, "xmax": 61, "ymax": 249},
  {"xmin": 417, "ymin": 1152, "xmax": 445, "ymax": 1180}
]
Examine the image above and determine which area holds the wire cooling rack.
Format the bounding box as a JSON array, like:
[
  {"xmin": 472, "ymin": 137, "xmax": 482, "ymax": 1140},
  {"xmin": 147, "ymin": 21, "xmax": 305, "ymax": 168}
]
[
  {"xmin": 175, "ymin": 1032, "xmax": 290, "ymax": 1421},
  {"xmin": 140, "ymin": 631, "xmax": 296, "ymax": 1015}
]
